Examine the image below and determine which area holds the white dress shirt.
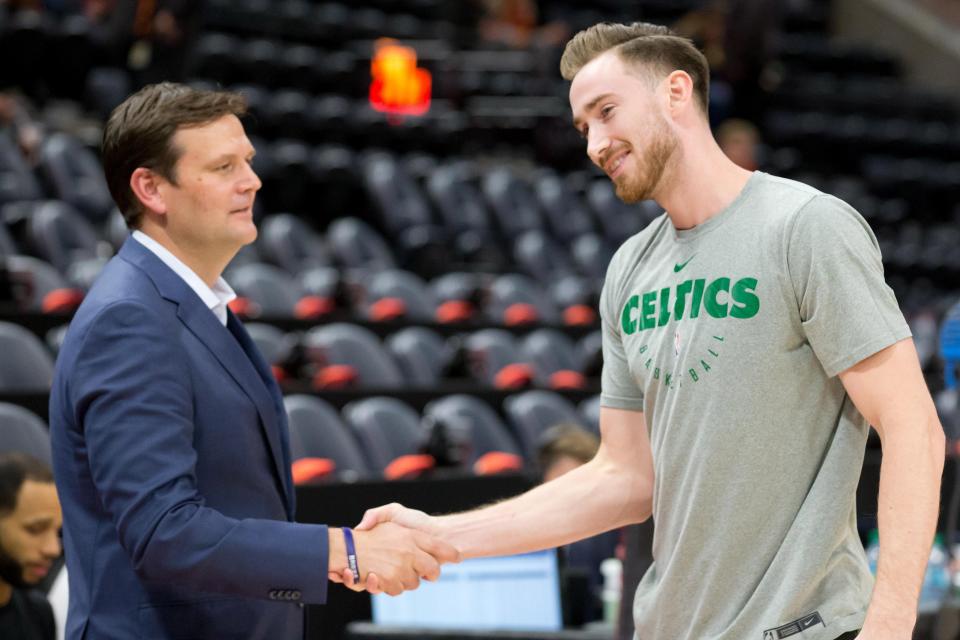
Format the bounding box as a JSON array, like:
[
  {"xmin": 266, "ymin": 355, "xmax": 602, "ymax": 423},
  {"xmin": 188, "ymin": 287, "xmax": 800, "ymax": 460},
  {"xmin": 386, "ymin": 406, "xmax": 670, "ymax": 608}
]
[{"xmin": 132, "ymin": 230, "xmax": 236, "ymax": 326}]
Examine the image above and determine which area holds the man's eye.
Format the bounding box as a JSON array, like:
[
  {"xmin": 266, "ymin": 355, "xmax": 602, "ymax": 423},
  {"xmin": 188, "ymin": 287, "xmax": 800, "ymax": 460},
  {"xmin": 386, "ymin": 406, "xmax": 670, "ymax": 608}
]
[
  {"xmin": 217, "ymin": 163, "xmax": 232, "ymax": 171},
  {"xmin": 600, "ymin": 105, "xmax": 614, "ymax": 119}
]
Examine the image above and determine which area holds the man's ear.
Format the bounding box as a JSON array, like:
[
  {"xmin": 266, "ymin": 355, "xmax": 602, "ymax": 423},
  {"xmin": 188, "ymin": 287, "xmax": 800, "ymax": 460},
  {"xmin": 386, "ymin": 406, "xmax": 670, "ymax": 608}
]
[
  {"xmin": 665, "ymin": 70, "xmax": 694, "ymax": 115},
  {"xmin": 129, "ymin": 167, "xmax": 168, "ymax": 217}
]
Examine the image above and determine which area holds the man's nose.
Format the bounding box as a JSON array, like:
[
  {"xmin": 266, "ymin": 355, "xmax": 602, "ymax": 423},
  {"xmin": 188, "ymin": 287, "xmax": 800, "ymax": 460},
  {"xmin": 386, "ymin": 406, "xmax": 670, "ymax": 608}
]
[
  {"xmin": 241, "ymin": 162, "xmax": 262, "ymax": 192},
  {"xmin": 42, "ymin": 531, "xmax": 61, "ymax": 558},
  {"xmin": 587, "ymin": 128, "xmax": 610, "ymax": 166}
]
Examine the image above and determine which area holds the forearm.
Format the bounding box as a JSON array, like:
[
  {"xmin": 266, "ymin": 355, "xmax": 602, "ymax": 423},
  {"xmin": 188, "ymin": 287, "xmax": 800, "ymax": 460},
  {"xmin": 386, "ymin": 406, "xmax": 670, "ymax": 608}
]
[
  {"xmin": 866, "ymin": 413, "xmax": 945, "ymax": 631},
  {"xmin": 436, "ymin": 454, "xmax": 652, "ymax": 559}
]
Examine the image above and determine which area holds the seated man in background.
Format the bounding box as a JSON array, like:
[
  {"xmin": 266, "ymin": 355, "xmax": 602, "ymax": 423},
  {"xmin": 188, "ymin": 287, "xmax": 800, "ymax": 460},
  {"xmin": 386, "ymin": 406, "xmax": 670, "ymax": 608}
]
[
  {"xmin": 538, "ymin": 424, "xmax": 620, "ymax": 624},
  {"xmin": 0, "ymin": 453, "xmax": 62, "ymax": 640}
]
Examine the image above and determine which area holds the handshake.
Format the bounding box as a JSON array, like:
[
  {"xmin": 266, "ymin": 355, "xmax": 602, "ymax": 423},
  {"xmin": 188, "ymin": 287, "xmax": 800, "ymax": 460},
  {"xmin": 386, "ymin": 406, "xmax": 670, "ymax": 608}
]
[{"xmin": 327, "ymin": 503, "xmax": 457, "ymax": 596}]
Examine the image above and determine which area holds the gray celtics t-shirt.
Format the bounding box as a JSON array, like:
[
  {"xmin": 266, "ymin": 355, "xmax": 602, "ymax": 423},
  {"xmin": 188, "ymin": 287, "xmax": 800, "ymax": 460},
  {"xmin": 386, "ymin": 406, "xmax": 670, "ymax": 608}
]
[{"xmin": 599, "ymin": 172, "xmax": 911, "ymax": 640}]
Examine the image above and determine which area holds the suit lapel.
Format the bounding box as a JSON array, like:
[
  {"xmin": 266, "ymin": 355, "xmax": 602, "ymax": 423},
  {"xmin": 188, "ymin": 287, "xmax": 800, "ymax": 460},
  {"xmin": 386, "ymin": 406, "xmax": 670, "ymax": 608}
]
[
  {"xmin": 226, "ymin": 311, "xmax": 296, "ymax": 517},
  {"xmin": 118, "ymin": 239, "xmax": 294, "ymax": 515}
]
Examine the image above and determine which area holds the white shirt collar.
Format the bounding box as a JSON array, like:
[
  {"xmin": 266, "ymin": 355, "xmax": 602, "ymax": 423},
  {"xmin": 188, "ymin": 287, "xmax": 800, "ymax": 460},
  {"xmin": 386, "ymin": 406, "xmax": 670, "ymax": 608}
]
[{"xmin": 132, "ymin": 230, "xmax": 236, "ymax": 326}]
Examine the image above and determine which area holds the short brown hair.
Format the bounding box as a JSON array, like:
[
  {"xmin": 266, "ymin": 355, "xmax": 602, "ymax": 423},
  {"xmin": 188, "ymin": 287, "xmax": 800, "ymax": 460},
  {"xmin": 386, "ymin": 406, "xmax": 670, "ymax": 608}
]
[
  {"xmin": 102, "ymin": 82, "xmax": 248, "ymax": 229},
  {"xmin": 0, "ymin": 453, "xmax": 53, "ymax": 518},
  {"xmin": 537, "ymin": 424, "xmax": 599, "ymax": 472},
  {"xmin": 560, "ymin": 22, "xmax": 710, "ymax": 114}
]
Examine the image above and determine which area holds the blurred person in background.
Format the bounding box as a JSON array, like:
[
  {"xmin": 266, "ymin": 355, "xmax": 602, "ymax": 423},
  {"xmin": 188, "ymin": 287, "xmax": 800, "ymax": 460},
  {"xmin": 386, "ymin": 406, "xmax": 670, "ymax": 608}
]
[
  {"xmin": 0, "ymin": 453, "xmax": 61, "ymax": 640},
  {"xmin": 716, "ymin": 118, "xmax": 761, "ymax": 171},
  {"xmin": 0, "ymin": 90, "xmax": 43, "ymax": 165}
]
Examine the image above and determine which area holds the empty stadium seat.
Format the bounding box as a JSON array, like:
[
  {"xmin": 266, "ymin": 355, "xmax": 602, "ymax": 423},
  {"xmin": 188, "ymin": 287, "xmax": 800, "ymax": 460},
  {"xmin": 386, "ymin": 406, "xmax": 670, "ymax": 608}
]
[
  {"xmin": 258, "ymin": 213, "xmax": 331, "ymax": 275},
  {"xmin": 464, "ymin": 329, "xmax": 534, "ymax": 389},
  {"xmin": 38, "ymin": 134, "xmax": 113, "ymax": 222},
  {"xmin": 327, "ymin": 217, "xmax": 396, "ymax": 271},
  {"xmin": 534, "ymin": 171, "xmax": 596, "ymax": 241},
  {"xmin": 482, "ymin": 167, "xmax": 544, "ymax": 239},
  {"xmin": 587, "ymin": 180, "xmax": 654, "ymax": 244},
  {"xmin": 283, "ymin": 394, "xmax": 370, "ymax": 480},
  {"xmin": 0, "ymin": 130, "xmax": 42, "ymax": 205},
  {"xmin": 503, "ymin": 390, "xmax": 590, "ymax": 460},
  {"xmin": 0, "ymin": 321, "xmax": 55, "ymax": 392},
  {"xmin": 4, "ymin": 255, "xmax": 82, "ymax": 313},
  {"xmin": 303, "ymin": 323, "xmax": 403, "ymax": 389},
  {"xmin": 522, "ymin": 329, "xmax": 587, "ymax": 389},
  {"xmin": 578, "ymin": 395, "xmax": 601, "ymax": 434},
  {"xmin": 226, "ymin": 262, "xmax": 303, "ymax": 318},
  {"xmin": 488, "ymin": 273, "xmax": 560, "ymax": 325},
  {"xmin": 363, "ymin": 269, "xmax": 437, "ymax": 322},
  {"xmin": 386, "ymin": 327, "xmax": 452, "ymax": 386},
  {"xmin": 342, "ymin": 397, "xmax": 432, "ymax": 478},
  {"xmin": 24, "ymin": 200, "xmax": 105, "ymax": 278},
  {"xmin": 513, "ymin": 230, "xmax": 576, "ymax": 282},
  {"xmin": 363, "ymin": 151, "xmax": 435, "ymax": 234},
  {"xmin": 0, "ymin": 402, "xmax": 51, "ymax": 464},
  {"xmin": 423, "ymin": 394, "xmax": 524, "ymax": 466},
  {"xmin": 572, "ymin": 233, "xmax": 615, "ymax": 279}
]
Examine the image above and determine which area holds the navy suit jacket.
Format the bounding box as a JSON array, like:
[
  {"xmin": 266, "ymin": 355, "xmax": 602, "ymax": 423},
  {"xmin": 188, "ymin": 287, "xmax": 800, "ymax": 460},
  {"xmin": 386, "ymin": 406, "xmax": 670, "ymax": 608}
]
[{"xmin": 50, "ymin": 238, "xmax": 329, "ymax": 639}]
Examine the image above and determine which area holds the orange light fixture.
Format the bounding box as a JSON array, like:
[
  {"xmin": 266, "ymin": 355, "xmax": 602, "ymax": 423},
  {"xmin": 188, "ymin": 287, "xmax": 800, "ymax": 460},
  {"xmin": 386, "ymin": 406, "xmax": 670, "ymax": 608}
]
[{"xmin": 369, "ymin": 38, "xmax": 431, "ymax": 117}]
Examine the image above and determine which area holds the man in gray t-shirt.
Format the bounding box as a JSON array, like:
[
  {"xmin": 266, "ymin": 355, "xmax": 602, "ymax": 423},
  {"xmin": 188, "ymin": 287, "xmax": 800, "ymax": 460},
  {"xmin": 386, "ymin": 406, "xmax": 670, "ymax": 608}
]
[
  {"xmin": 345, "ymin": 22, "xmax": 945, "ymax": 640},
  {"xmin": 602, "ymin": 171, "xmax": 910, "ymax": 639}
]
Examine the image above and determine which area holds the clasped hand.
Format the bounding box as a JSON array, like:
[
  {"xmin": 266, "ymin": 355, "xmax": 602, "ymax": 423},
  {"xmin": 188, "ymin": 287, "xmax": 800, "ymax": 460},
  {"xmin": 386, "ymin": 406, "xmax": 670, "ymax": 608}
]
[{"xmin": 328, "ymin": 506, "xmax": 454, "ymax": 596}]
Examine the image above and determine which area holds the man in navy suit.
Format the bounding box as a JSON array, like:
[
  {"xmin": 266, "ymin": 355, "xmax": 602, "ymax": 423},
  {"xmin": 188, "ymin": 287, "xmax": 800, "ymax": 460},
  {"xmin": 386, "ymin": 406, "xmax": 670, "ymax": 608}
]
[{"xmin": 49, "ymin": 83, "xmax": 457, "ymax": 639}]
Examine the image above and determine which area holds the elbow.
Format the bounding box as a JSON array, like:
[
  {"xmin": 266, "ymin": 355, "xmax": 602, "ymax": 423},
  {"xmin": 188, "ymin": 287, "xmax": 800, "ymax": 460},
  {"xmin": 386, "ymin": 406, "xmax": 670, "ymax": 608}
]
[
  {"xmin": 633, "ymin": 476, "xmax": 654, "ymax": 524},
  {"xmin": 615, "ymin": 466, "xmax": 654, "ymax": 526},
  {"xmin": 123, "ymin": 502, "xmax": 205, "ymax": 583}
]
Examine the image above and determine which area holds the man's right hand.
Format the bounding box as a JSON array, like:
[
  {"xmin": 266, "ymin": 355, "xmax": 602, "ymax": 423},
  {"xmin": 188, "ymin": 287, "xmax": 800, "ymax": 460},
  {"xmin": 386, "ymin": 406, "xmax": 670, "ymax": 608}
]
[{"xmin": 327, "ymin": 522, "xmax": 459, "ymax": 596}]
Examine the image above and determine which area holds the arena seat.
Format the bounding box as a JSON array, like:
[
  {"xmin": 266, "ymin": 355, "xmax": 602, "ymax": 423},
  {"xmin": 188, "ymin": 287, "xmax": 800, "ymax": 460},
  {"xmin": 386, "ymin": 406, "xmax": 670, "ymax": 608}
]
[
  {"xmin": 482, "ymin": 167, "xmax": 544, "ymax": 239},
  {"xmin": 25, "ymin": 200, "xmax": 103, "ymax": 276},
  {"xmin": 0, "ymin": 402, "xmax": 51, "ymax": 464},
  {"xmin": 37, "ymin": 135, "xmax": 112, "ymax": 223},
  {"xmin": 258, "ymin": 213, "xmax": 331, "ymax": 275},
  {"xmin": 534, "ymin": 171, "xmax": 596, "ymax": 241},
  {"xmin": 503, "ymin": 390, "xmax": 590, "ymax": 460},
  {"xmin": 363, "ymin": 269, "xmax": 437, "ymax": 322},
  {"xmin": 487, "ymin": 273, "xmax": 560, "ymax": 325},
  {"xmin": 513, "ymin": 230, "xmax": 576, "ymax": 283},
  {"xmin": 283, "ymin": 394, "xmax": 370, "ymax": 480},
  {"xmin": 521, "ymin": 329, "xmax": 587, "ymax": 389},
  {"xmin": 385, "ymin": 327, "xmax": 452, "ymax": 386},
  {"xmin": 572, "ymin": 233, "xmax": 615, "ymax": 280},
  {"xmin": 342, "ymin": 397, "xmax": 431, "ymax": 478},
  {"xmin": 423, "ymin": 394, "xmax": 524, "ymax": 465},
  {"xmin": 303, "ymin": 323, "xmax": 404, "ymax": 389},
  {"xmin": 327, "ymin": 217, "xmax": 397, "ymax": 271},
  {"xmin": 464, "ymin": 329, "xmax": 535, "ymax": 389},
  {"xmin": 4, "ymin": 255, "xmax": 81, "ymax": 312},
  {"xmin": 0, "ymin": 321, "xmax": 55, "ymax": 392},
  {"xmin": 0, "ymin": 131, "xmax": 42, "ymax": 205},
  {"xmin": 578, "ymin": 395, "xmax": 602, "ymax": 435},
  {"xmin": 226, "ymin": 262, "xmax": 304, "ymax": 318},
  {"xmin": 586, "ymin": 179, "xmax": 654, "ymax": 244}
]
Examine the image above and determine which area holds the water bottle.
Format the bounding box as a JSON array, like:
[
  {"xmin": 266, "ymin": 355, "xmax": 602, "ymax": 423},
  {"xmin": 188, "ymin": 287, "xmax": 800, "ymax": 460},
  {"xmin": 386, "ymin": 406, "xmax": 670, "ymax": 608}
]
[
  {"xmin": 600, "ymin": 557, "xmax": 622, "ymax": 625},
  {"xmin": 919, "ymin": 534, "xmax": 951, "ymax": 613}
]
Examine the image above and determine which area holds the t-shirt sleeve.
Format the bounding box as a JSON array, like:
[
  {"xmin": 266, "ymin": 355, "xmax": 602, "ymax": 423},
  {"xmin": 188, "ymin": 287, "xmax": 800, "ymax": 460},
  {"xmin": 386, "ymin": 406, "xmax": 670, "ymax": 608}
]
[
  {"xmin": 787, "ymin": 194, "xmax": 911, "ymax": 377},
  {"xmin": 599, "ymin": 256, "xmax": 645, "ymax": 411}
]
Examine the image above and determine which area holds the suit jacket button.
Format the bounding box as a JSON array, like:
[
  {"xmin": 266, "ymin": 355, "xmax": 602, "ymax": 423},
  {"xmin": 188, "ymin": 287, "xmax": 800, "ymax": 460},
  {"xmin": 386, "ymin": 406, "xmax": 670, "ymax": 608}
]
[
  {"xmin": 291, "ymin": 591, "xmax": 301, "ymax": 601},
  {"xmin": 269, "ymin": 590, "xmax": 278, "ymax": 600}
]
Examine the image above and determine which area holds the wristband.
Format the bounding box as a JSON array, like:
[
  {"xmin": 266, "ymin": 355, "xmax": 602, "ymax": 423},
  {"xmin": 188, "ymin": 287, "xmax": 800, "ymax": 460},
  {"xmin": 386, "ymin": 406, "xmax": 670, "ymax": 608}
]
[{"xmin": 342, "ymin": 527, "xmax": 361, "ymax": 583}]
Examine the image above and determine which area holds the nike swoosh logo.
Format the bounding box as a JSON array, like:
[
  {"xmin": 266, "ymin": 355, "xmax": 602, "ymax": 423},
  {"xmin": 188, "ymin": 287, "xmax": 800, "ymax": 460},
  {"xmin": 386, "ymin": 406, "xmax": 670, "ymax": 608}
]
[{"xmin": 673, "ymin": 255, "xmax": 696, "ymax": 272}]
